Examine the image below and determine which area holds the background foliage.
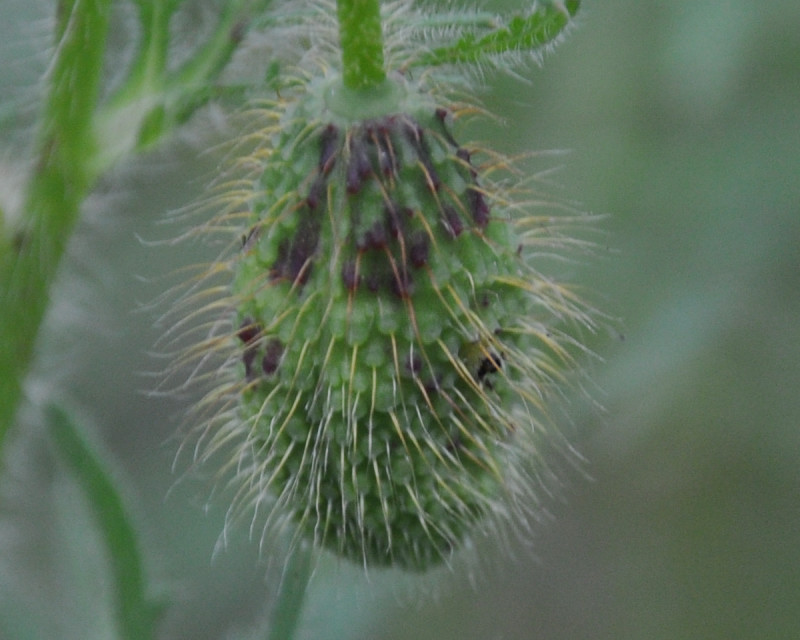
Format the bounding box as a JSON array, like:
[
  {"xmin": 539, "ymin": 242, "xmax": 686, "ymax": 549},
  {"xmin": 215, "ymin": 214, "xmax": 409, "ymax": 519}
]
[{"xmin": 1, "ymin": 1, "xmax": 799, "ymax": 638}]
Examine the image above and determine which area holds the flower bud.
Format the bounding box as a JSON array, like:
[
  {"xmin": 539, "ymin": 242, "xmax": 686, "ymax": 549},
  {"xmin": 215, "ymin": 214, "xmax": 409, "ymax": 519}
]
[
  {"xmin": 177, "ymin": 52, "xmax": 587, "ymax": 570},
  {"xmin": 182, "ymin": 69, "xmax": 592, "ymax": 572}
]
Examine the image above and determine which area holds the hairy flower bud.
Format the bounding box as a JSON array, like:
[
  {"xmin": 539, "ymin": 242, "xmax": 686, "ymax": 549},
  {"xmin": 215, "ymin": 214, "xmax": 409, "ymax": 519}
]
[
  {"xmin": 176, "ymin": 64, "xmax": 593, "ymax": 571},
  {"xmin": 191, "ymin": 69, "xmax": 587, "ymax": 570}
]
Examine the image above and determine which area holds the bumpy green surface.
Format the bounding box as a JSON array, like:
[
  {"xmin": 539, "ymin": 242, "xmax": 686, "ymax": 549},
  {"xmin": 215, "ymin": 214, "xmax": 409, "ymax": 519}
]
[{"xmin": 232, "ymin": 79, "xmax": 533, "ymax": 569}]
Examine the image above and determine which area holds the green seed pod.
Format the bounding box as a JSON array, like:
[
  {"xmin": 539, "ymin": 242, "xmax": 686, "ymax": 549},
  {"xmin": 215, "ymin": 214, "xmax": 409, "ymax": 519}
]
[{"xmin": 181, "ymin": 70, "xmax": 591, "ymax": 571}]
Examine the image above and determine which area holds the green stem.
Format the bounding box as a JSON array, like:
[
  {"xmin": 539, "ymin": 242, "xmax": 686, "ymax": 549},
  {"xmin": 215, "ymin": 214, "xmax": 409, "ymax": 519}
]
[
  {"xmin": 267, "ymin": 545, "xmax": 313, "ymax": 640},
  {"xmin": 0, "ymin": 0, "xmax": 113, "ymax": 447},
  {"xmin": 336, "ymin": 0, "xmax": 386, "ymax": 89},
  {"xmin": 48, "ymin": 406, "xmax": 162, "ymax": 640}
]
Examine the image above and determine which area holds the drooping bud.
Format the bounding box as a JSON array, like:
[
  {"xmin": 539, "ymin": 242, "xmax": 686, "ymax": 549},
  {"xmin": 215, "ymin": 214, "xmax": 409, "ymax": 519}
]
[
  {"xmin": 182, "ymin": 67, "xmax": 592, "ymax": 572},
  {"xmin": 204, "ymin": 70, "xmax": 580, "ymax": 571}
]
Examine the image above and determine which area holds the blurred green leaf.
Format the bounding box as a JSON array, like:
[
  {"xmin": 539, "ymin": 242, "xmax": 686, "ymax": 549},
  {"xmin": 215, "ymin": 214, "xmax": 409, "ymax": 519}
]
[{"xmin": 48, "ymin": 406, "xmax": 163, "ymax": 640}]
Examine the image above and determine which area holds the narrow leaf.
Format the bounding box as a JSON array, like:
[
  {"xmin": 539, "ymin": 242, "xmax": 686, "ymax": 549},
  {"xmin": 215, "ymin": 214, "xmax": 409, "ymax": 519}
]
[{"xmin": 48, "ymin": 406, "xmax": 163, "ymax": 640}]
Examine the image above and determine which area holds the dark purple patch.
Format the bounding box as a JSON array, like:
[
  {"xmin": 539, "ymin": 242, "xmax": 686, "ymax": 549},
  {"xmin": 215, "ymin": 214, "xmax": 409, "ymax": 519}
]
[
  {"xmin": 456, "ymin": 147, "xmax": 478, "ymax": 179},
  {"xmin": 389, "ymin": 267, "xmax": 413, "ymax": 299},
  {"xmin": 467, "ymin": 188, "xmax": 490, "ymax": 228},
  {"xmin": 476, "ymin": 352, "xmax": 502, "ymax": 381},
  {"xmin": 346, "ymin": 133, "xmax": 372, "ymax": 194},
  {"xmin": 384, "ymin": 201, "xmax": 403, "ymax": 238},
  {"xmin": 423, "ymin": 376, "xmax": 441, "ymax": 395},
  {"xmin": 261, "ymin": 339, "xmax": 284, "ymax": 376},
  {"xmin": 403, "ymin": 122, "xmax": 441, "ymax": 192},
  {"xmin": 475, "ymin": 350, "xmax": 503, "ymax": 390},
  {"xmin": 408, "ymin": 231, "xmax": 430, "ymax": 268},
  {"xmin": 403, "ymin": 121, "xmax": 422, "ymax": 144},
  {"xmin": 236, "ymin": 317, "xmax": 261, "ymax": 345},
  {"xmin": 434, "ymin": 107, "xmax": 459, "ymax": 147},
  {"xmin": 341, "ymin": 259, "xmax": 359, "ymax": 291},
  {"xmin": 318, "ymin": 124, "xmax": 339, "ymax": 175},
  {"xmin": 441, "ymin": 204, "xmax": 464, "ymax": 238},
  {"xmin": 405, "ymin": 353, "xmax": 422, "ymax": 375},
  {"xmin": 284, "ymin": 218, "xmax": 319, "ymax": 285},
  {"xmin": 237, "ymin": 318, "xmax": 262, "ymax": 381},
  {"xmin": 306, "ymin": 174, "xmax": 327, "ymax": 211},
  {"xmin": 363, "ymin": 220, "xmax": 387, "ymax": 251},
  {"xmin": 445, "ymin": 433, "xmax": 463, "ymax": 453},
  {"xmin": 272, "ymin": 209, "xmax": 320, "ymax": 286}
]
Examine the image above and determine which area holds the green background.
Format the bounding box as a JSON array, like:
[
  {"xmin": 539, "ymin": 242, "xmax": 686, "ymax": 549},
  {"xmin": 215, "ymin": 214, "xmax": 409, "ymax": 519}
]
[{"xmin": 1, "ymin": 1, "xmax": 799, "ymax": 638}]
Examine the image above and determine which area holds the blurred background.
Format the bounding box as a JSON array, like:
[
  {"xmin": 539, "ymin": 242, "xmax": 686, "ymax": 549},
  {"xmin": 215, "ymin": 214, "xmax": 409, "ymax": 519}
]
[{"xmin": 1, "ymin": 1, "xmax": 799, "ymax": 638}]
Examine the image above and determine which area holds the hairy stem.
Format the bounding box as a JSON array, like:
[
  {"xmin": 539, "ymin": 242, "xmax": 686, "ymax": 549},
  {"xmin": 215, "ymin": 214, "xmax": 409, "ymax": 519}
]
[
  {"xmin": 336, "ymin": 0, "xmax": 386, "ymax": 89},
  {"xmin": 0, "ymin": 0, "xmax": 112, "ymax": 446}
]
